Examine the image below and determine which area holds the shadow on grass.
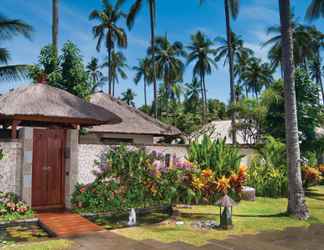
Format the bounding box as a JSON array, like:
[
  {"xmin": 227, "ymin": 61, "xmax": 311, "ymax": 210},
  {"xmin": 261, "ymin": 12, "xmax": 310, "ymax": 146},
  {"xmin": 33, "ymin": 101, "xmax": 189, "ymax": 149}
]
[
  {"xmin": 233, "ymin": 212, "xmax": 288, "ymax": 218},
  {"xmin": 305, "ymin": 189, "xmax": 324, "ymax": 201},
  {"xmin": 179, "ymin": 213, "xmax": 217, "ymax": 220}
]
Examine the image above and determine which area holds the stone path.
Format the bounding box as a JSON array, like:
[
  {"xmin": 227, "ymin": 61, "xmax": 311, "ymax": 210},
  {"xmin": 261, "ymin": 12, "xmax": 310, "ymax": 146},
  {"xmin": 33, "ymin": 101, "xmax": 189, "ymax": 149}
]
[{"xmin": 69, "ymin": 224, "xmax": 324, "ymax": 250}]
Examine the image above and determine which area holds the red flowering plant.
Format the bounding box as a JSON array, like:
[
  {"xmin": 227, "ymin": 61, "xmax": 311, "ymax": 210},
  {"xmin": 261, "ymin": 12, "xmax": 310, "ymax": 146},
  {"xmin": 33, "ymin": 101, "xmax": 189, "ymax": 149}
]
[{"xmin": 0, "ymin": 192, "xmax": 33, "ymax": 221}]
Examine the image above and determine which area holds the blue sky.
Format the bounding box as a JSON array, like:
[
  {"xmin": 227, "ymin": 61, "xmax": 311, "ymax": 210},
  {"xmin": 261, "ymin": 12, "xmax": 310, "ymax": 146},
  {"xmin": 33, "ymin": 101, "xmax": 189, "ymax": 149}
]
[{"xmin": 1, "ymin": 0, "xmax": 323, "ymax": 106}]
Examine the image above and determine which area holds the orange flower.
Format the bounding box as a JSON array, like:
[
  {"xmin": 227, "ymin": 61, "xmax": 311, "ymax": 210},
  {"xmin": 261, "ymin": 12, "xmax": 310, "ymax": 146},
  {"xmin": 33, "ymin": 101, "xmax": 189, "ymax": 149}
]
[{"xmin": 217, "ymin": 176, "xmax": 231, "ymax": 194}]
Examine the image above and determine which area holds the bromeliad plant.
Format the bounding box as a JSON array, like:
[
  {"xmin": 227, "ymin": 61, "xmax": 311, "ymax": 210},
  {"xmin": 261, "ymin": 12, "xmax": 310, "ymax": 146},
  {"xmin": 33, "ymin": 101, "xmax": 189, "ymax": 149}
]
[{"xmin": 187, "ymin": 135, "xmax": 244, "ymax": 178}]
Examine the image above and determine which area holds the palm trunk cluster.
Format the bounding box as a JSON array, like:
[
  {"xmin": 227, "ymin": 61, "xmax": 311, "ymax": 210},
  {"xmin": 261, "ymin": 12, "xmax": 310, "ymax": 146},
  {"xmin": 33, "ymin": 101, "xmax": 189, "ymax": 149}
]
[
  {"xmin": 149, "ymin": 1, "xmax": 158, "ymax": 119},
  {"xmin": 52, "ymin": 0, "xmax": 59, "ymax": 56},
  {"xmin": 279, "ymin": 0, "xmax": 309, "ymax": 220},
  {"xmin": 224, "ymin": 0, "xmax": 237, "ymax": 144}
]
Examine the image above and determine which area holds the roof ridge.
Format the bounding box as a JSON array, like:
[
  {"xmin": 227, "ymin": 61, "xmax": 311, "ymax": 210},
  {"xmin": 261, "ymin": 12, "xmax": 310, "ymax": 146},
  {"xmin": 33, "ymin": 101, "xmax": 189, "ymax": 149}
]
[{"xmin": 93, "ymin": 92, "xmax": 181, "ymax": 135}]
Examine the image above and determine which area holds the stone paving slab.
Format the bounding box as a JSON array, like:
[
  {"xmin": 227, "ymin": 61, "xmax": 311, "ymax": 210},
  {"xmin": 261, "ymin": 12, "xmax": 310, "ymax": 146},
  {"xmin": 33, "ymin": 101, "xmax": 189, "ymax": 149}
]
[{"xmin": 69, "ymin": 224, "xmax": 324, "ymax": 250}]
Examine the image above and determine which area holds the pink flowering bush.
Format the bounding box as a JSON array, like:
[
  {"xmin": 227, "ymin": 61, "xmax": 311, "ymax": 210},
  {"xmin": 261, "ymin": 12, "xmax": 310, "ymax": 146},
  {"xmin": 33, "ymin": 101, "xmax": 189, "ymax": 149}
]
[
  {"xmin": 0, "ymin": 192, "xmax": 33, "ymax": 221},
  {"xmin": 72, "ymin": 145, "xmax": 246, "ymax": 213}
]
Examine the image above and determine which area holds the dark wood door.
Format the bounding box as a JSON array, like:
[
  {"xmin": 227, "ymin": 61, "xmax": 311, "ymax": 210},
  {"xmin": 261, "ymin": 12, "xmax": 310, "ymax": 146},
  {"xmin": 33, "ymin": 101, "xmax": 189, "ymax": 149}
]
[{"xmin": 32, "ymin": 129, "xmax": 65, "ymax": 209}]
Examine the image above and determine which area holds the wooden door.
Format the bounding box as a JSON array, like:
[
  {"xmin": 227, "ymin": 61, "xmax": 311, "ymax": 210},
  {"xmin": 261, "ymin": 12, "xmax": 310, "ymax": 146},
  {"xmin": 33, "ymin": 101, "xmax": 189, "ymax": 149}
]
[{"xmin": 32, "ymin": 129, "xmax": 65, "ymax": 209}]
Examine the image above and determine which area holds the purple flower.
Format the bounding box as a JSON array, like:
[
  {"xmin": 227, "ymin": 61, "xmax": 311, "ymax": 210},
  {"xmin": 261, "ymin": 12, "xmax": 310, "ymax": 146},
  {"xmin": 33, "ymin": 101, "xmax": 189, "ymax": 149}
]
[{"xmin": 175, "ymin": 160, "xmax": 194, "ymax": 170}]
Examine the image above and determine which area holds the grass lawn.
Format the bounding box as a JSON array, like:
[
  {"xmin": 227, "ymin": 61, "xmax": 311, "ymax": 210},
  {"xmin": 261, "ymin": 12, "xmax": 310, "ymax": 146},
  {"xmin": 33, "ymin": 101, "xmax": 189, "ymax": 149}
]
[
  {"xmin": 113, "ymin": 186, "xmax": 324, "ymax": 246},
  {"xmin": 2, "ymin": 239, "xmax": 73, "ymax": 250}
]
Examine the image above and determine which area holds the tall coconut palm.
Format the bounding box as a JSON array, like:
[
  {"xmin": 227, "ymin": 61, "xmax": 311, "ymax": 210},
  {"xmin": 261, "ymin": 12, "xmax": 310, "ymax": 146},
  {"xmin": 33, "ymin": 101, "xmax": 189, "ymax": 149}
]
[
  {"xmin": 121, "ymin": 88, "xmax": 136, "ymax": 107},
  {"xmin": 240, "ymin": 57, "xmax": 274, "ymax": 99},
  {"xmin": 185, "ymin": 77, "xmax": 202, "ymax": 113},
  {"xmin": 279, "ymin": 0, "xmax": 309, "ymax": 220},
  {"xmin": 103, "ymin": 51, "xmax": 128, "ymax": 96},
  {"xmin": 86, "ymin": 57, "xmax": 105, "ymax": 93},
  {"xmin": 214, "ymin": 32, "xmax": 253, "ymax": 94},
  {"xmin": 187, "ymin": 31, "xmax": 217, "ymax": 123},
  {"xmin": 0, "ymin": 14, "xmax": 33, "ymax": 82},
  {"xmin": 306, "ymin": 0, "xmax": 324, "ymax": 21},
  {"xmin": 89, "ymin": 0, "xmax": 127, "ymax": 95},
  {"xmin": 307, "ymin": 26, "xmax": 324, "ymax": 104},
  {"xmin": 200, "ymin": 0, "xmax": 240, "ymax": 143},
  {"xmin": 52, "ymin": 0, "xmax": 59, "ymax": 55},
  {"xmin": 264, "ymin": 21, "xmax": 315, "ymax": 70},
  {"xmin": 152, "ymin": 35, "xmax": 185, "ymax": 117},
  {"xmin": 127, "ymin": 0, "xmax": 158, "ymax": 118},
  {"xmin": 133, "ymin": 57, "xmax": 153, "ymax": 106}
]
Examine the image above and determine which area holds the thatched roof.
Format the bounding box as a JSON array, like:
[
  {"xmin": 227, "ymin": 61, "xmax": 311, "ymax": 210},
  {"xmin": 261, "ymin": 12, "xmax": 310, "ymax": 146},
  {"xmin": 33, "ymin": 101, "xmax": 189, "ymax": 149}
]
[
  {"xmin": 89, "ymin": 92, "xmax": 181, "ymax": 136},
  {"xmin": 0, "ymin": 84, "xmax": 121, "ymax": 126}
]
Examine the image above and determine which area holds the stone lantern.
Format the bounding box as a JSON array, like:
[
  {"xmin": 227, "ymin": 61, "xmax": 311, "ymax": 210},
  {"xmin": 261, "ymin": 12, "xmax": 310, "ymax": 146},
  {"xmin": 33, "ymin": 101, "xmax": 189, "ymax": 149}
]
[{"xmin": 216, "ymin": 194, "xmax": 235, "ymax": 230}]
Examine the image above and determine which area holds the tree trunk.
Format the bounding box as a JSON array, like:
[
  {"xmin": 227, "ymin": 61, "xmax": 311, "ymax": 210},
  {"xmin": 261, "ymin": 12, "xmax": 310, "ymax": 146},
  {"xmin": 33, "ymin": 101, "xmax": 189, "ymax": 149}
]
[
  {"xmin": 107, "ymin": 46, "xmax": 112, "ymax": 95},
  {"xmin": 144, "ymin": 80, "xmax": 147, "ymax": 106},
  {"xmin": 279, "ymin": 0, "xmax": 309, "ymax": 220},
  {"xmin": 200, "ymin": 74, "xmax": 206, "ymax": 124},
  {"xmin": 149, "ymin": 0, "xmax": 158, "ymax": 119},
  {"xmin": 224, "ymin": 0, "xmax": 237, "ymax": 145},
  {"xmin": 112, "ymin": 79, "xmax": 115, "ymax": 97},
  {"xmin": 52, "ymin": 0, "xmax": 59, "ymax": 55},
  {"xmin": 202, "ymin": 74, "xmax": 208, "ymax": 124},
  {"xmin": 315, "ymin": 48, "xmax": 324, "ymax": 104}
]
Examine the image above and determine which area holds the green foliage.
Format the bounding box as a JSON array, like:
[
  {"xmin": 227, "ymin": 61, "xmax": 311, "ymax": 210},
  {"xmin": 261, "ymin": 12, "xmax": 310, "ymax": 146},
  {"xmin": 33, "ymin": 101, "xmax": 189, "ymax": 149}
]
[
  {"xmin": 187, "ymin": 135, "xmax": 243, "ymax": 178},
  {"xmin": 247, "ymin": 136, "xmax": 288, "ymax": 197},
  {"xmin": 262, "ymin": 68, "xmax": 323, "ymax": 154},
  {"xmin": 72, "ymin": 145, "xmax": 246, "ymax": 212},
  {"xmin": 28, "ymin": 42, "xmax": 91, "ymax": 99}
]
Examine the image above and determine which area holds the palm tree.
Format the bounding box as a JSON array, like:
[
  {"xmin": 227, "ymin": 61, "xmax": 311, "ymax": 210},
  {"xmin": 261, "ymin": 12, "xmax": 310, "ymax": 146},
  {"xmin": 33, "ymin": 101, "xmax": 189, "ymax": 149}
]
[
  {"xmin": 200, "ymin": 0, "xmax": 240, "ymax": 143},
  {"xmin": 214, "ymin": 32, "xmax": 253, "ymax": 96},
  {"xmin": 127, "ymin": 0, "xmax": 158, "ymax": 118},
  {"xmin": 241, "ymin": 57, "xmax": 274, "ymax": 99},
  {"xmin": 187, "ymin": 31, "xmax": 217, "ymax": 123},
  {"xmin": 264, "ymin": 21, "xmax": 315, "ymax": 71},
  {"xmin": 104, "ymin": 51, "xmax": 128, "ymax": 96},
  {"xmin": 152, "ymin": 35, "xmax": 185, "ymax": 118},
  {"xmin": 185, "ymin": 77, "xmax": 201, "ymax": 113},
  {"xmin": 0, "ymin": 14, "xmax": 33, "ymax": 82},
  {"xmin": 306, "ymin": 0, "xmax": 324, "ymax": 20},
  {"xmin": 86, "ymin": 57, "xmax": 105, "ymax": 93},
  {"xmin": 133, "ymin": 57, "xmax": 153, "ymax": 106},
  {"xmin": 121, "ymin": 88, "xmax": 136, "ymax": 107},
  {"xmin": 307, "ymin": 26, "xmax": 324, "ymax": 104},
  {"xmin": 52, "ymin": 0, "xmax": 59, "ymax": 55},
  {"xmin": 89, "ymin": 0, "xmax": 127, "ymax": 95},
  {"xmin": 279, "ymin": 0, "xmax": 309, "ymax": 220}
]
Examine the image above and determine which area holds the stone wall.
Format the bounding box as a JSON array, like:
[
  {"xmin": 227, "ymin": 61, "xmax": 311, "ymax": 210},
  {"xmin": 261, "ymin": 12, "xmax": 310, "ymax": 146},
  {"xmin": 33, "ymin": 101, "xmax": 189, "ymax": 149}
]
[
  {"xmin": 77, "ymin": 143, "xmax": 256, "ymax": 185},
  {"xmin": 77, "ymin": 144, "xmax": 190, "ymax": 185},
  {"xmin": 0, "ymin": 140, "xmax": 23, "ymax": 195}
]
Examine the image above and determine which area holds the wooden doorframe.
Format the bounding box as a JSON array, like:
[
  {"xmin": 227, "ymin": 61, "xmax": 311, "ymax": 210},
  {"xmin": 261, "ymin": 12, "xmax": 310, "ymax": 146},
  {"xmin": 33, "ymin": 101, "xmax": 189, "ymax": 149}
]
[{"xmin": 32, "ymin": 129, "xmax": 66, "ymax": 210}]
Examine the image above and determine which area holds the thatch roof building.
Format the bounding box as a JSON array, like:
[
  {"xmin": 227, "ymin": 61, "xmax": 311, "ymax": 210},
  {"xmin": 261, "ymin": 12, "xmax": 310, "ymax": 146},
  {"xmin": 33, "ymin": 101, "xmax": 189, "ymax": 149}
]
[
  {"xmin": 0, "ymin": 84, "xmax": 121, "ymax": 128},
  {"xmin": 80, "ymin": 92, "xmax": 181, "ymax": 144}
]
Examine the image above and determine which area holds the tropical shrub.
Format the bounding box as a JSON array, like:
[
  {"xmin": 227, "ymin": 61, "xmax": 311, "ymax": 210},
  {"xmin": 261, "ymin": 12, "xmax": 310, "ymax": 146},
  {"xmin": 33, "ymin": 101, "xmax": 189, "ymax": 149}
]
[
  {"xmin": 187, "ymin": 135, "xmax": 244, "ymax": 178},
  {"xmin": 319, "ymin": 164, "xmax": 324, "ymax": 177},
  {"xmin": 302, "ymin": 166, "xmax": 321, "ymax": 188},
  {"xmin": 72, "ymin": 145, "xmax": 247, "ymax": 212},
  {"xmin": 247, "ymin": 136, "xmax": 288, "ymax": 197},
  {"xmin": 0, "ymin": 192, "xmax": 33, "ymax": 221}
]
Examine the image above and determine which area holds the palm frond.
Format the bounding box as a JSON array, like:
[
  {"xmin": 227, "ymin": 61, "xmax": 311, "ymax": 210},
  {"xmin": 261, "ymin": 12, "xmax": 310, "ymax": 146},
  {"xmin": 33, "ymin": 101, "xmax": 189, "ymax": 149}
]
[
  {"xmin": 0, "ymin": 14, "xmax": 33, "ymax": 41},
  {"xmin": 0, "ymin": 64, "xmax": 29, "ymax": 82},
  {"xmin": 0, "ymin": 48, "xmax": 10, "ymax": 64},
  {"xmin": 127, "ymin": 0, "xmax": 143, "ymax": 29}
]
